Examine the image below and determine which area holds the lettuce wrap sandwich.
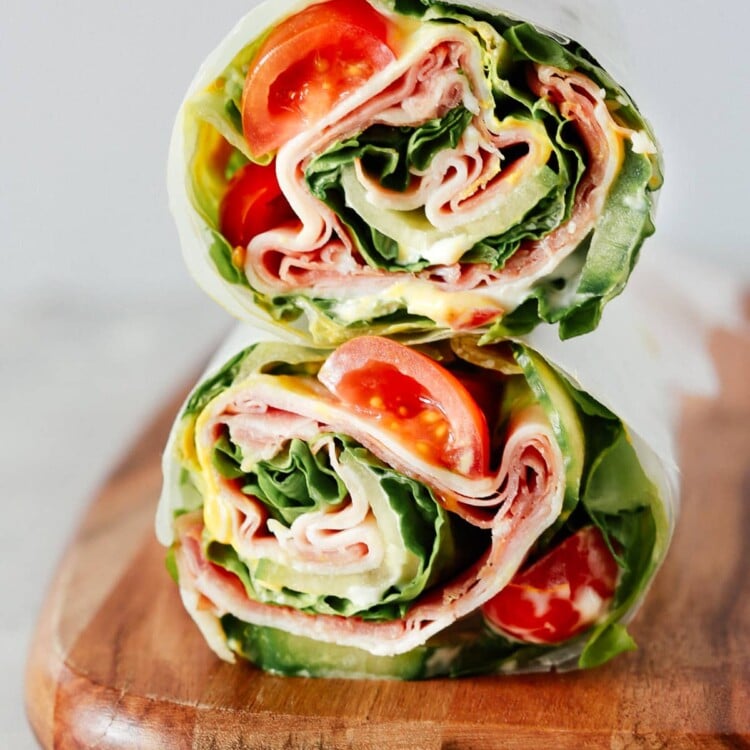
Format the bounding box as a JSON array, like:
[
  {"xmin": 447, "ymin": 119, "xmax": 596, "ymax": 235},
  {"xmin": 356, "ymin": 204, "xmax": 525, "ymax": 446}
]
[
  {"xmin": 169, "ymin": 0, "xmax": 662, "ymax": 345},
  {"xmin": 156, "ymin": 323, "xmax": 676, "ymax": 678}
]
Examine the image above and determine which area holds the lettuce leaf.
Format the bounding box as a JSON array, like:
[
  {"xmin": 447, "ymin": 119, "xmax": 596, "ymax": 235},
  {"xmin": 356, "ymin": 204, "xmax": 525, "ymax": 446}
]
[{"xmin": 216, "ymin": 435, "xmax": 348, "ymax": 524}]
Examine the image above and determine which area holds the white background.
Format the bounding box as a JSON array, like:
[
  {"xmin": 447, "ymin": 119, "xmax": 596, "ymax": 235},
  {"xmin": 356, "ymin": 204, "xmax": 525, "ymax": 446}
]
[{"xmin": 2, "ymin": 1, "xmax": 749, "ymax": 746}]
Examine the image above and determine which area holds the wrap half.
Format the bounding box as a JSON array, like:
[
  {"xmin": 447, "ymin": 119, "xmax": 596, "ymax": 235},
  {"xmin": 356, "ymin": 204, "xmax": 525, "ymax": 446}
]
[
  {"xmin": 157, "ymin": 328, "xmax": 675, "ymax": 678},
  {"xmin": 169, "ymin": 0, "xmax": 662, "ymax": 345}
]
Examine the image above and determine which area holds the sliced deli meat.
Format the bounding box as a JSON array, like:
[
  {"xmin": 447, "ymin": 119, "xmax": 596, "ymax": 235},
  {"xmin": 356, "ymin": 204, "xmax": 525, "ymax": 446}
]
[
  {"xmin": 157, "ymin": 330, "xmax": 676, "ymax": 677},
  {"xmin": 169, "ymin": 0, "xmax": 662, "ymax": 344}
]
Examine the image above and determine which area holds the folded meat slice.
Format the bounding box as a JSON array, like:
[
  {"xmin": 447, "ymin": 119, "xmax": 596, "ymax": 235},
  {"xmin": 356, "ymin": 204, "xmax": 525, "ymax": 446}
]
[
  {"xmin": 495, "ymin": 65, "xmax": 630, "ymax": 281},
  {"xmin": 174, "ymin": 366, "xmax": 564, "ymax": 657},
  {"xmin": 245, "ymin": 30, "xmax": 485, "ymax": 298},
  {"xmin": 242, "ymin": 24, "xmax": 638, "ymax": 325}
]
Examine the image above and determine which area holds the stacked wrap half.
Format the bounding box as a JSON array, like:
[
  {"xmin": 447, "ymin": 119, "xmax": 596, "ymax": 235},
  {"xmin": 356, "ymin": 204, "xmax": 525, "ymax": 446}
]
[
  {"xmin": 170, "ymin": 0, "xmax": 661, "ymax": 343},
  {"xmin": 160, "ymin": 0, "xmax": 674, "ymax": 678}
]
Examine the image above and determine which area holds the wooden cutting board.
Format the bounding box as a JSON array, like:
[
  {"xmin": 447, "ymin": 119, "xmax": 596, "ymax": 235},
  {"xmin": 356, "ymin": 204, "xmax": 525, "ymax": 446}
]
[{"xmin": 25, "ymin": 326, "xmax": 750, "ymax": 749}]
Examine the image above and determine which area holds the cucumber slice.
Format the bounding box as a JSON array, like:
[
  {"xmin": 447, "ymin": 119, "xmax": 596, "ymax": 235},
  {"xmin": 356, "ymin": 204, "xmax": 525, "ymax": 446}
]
[
  {"xmin": 513, "ymin": 345, "xmax": 585, "ymax": 512},
  {"xmin": 341, "ymin": 164, "xmax": 557, "ymax": 266},
  {"xmin": 221, "ymin": 615, "xmax": 552, "ymax": 679},
  {"xmin": 223, "ymin": 617, "xmax": 427, "ymax": 679}
]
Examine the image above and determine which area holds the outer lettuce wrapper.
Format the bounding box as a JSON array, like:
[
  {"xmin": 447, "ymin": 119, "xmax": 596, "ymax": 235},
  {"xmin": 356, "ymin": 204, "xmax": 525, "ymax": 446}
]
[
  {"xmin": 168, "ymin": 0, "xmax": 662, "ymax": 346},
  {"xmin": 156, "ymin": 317, "xmax": 677, "ymax": 678}
]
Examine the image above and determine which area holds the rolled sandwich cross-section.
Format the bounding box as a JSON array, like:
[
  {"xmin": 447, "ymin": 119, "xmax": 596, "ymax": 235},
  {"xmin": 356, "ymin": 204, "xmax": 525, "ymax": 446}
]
[
  {"xmin": 157, "ymin": 333, "xmax": 674, "ymax": 678},
  {"xmin": 171, "ymin": 0, "xmax": 662, "ymax": 343}
]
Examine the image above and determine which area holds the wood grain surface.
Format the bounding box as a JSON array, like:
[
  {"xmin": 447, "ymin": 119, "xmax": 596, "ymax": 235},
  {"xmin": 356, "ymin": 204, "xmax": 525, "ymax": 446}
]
[{"xmin": 25, "ymin": 327, "xmax": 750, "ymax": 749}]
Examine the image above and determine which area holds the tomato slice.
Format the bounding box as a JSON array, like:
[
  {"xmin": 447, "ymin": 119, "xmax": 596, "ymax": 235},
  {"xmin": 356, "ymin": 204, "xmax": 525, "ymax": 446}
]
[
  {"xmin": 219, "ymin": 161, "xmax": 297, "ymax": 250},
  {"xmin": 482, "ymin": 526, "xmax": 620, "ymax": 644},
  {"xmin": 241, "ymin": 0, "xmax": 398, "ymax": 156},
  {"xmin": 318, "ymin": 336, "xmax": 490, "ymax": 477}
]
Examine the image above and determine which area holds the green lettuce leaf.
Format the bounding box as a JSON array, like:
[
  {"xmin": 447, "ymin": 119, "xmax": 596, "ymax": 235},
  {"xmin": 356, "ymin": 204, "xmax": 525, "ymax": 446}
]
[{"xmin": 226, "ymin": 437, "xmax": 348, "ymax": 525}]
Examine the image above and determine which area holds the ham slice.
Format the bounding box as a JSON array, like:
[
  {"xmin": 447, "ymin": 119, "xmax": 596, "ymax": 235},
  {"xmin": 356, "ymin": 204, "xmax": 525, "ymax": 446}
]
[
  {"xmin": 176, "ymin": 365, "xmax": 565, "ymax": 657},
  {"xmin": 241, "ymin": 24, "xmax": 634, "ymax": 310},
  {"xmin": 493, "ymin": 66, "xmax": 627, "ymax": 281}
]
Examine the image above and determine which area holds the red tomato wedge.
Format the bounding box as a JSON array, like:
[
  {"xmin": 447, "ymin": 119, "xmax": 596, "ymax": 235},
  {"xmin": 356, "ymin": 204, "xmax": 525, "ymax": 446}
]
[
  {"xmin": 219, "ymin": 161, "xmax": 297, "ymax": 249},
  {"xmin": 482, "ymin": 526, "xmax": 620, "ymax": 644},
  {"xmin": 241, "ymin": 0, "xmax": 398, "ymax": 156},
  {"xmin": 318, "ymin": 336, "xmax": 490, "ymax": 477}
]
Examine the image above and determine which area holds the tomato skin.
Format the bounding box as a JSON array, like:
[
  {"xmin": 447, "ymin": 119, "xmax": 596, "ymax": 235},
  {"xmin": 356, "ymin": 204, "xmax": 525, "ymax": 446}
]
[
  {"xmin": 318, "ymin": 336, "xmax": 490, "ymax": 477},
  {"xmin": 482, "ymin": 526, "xmax": 619, "ymax": 644},
  {"xmin": 452, "ymin": 308, "xmax": 504, "ymax": 330},
  {"xmin": 219, "ymin": 161, "xmax": 296, "ymax": 249},
  {"xmin": 242, "ymin": 0, "xmax": 397, "ymax": 156}
]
